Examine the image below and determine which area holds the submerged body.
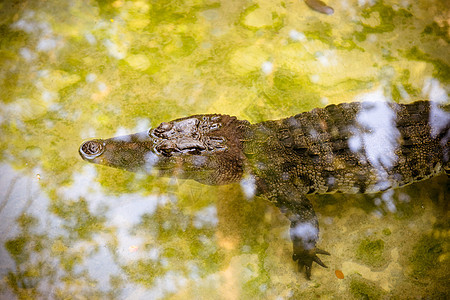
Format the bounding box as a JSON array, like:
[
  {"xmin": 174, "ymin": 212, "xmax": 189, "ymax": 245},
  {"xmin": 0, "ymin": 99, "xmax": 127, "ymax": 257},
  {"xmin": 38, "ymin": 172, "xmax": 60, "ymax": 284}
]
[{"xmin": 79, "ymin": 100, "xmax": 449, "ymax": 278}]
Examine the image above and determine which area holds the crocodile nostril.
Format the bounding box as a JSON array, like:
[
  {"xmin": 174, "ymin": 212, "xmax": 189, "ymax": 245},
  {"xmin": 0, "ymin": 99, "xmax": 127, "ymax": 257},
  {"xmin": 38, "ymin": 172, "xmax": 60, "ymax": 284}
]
[{"xmin": 80, "ymin": 140, "xmax": 104, "ymax": 159}]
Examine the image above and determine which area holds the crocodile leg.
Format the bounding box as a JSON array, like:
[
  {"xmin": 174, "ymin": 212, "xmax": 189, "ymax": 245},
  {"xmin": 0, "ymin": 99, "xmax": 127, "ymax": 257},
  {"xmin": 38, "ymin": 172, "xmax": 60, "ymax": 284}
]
[{"xmin": 277, "ymin": 192, "xmax": 330, "ymax": 279}]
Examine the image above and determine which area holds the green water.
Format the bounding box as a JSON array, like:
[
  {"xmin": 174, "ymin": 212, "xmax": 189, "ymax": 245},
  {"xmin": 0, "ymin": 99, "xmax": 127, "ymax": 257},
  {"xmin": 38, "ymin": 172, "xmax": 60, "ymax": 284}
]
[{"xmin": 0, "ymin": 0, "xmax": 448, "ymax": 299}]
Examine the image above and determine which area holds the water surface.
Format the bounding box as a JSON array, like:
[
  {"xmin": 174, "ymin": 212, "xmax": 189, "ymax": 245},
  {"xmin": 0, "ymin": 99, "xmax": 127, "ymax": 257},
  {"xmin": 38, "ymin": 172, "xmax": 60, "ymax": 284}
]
[{"xmin": 0, "ymin": 0, "xmax": 449, "ymax": 299}]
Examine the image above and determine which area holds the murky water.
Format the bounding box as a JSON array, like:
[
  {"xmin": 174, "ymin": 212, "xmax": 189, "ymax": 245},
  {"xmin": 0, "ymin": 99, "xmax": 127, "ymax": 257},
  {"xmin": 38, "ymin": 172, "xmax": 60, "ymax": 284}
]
[{"xmin": 0, "ymin": 0, "xmax": 448, "ymax": 299}]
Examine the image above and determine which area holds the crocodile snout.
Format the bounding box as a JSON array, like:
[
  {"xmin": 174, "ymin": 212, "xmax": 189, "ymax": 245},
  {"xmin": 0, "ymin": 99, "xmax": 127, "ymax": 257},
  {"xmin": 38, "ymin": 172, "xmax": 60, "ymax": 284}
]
[{"xmin": 79, "ymin": 139, "xmax": 104, "ymax": 160}]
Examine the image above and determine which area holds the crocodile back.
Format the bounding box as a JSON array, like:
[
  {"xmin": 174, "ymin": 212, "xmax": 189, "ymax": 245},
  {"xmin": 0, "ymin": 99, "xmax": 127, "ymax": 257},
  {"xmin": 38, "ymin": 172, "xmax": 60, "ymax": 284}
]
[{"xmin": 244, "ymin": 101, "xmax": 449, "ymax": 197}]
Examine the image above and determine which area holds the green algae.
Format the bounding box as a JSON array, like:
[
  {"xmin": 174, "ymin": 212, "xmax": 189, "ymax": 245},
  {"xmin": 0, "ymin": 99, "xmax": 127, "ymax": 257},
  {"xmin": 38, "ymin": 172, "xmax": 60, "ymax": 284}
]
[
  {"xmin": 5, "ymin": 215, "xmax": 44, "ymax": 264},
  {"xmin": 422, "ymin": 21, "xmax": 450, "ymax": 44},
  {"xmin": 349, "ymin": 274, "xmax": 385, "ymax": 300},
  {"xmin": 146, "ymin": 0, "xmax": 220, "ymax": 26},
  {"xmin": 356, "ymin": 238, "xmax": 386, "ymax": 268},
  {"xmin": 164, "ymin": 34, "xmax": 198, "ymax": 57},
  {"xmin": 355, "ymin": 0, "xmax": 413, "ymax": 42},
  {"xmin": 240, "ymin": 4, "xmax": 285, "ymax": 31},
  {"xmin": 5, "ymin": 237, "xmax": 28, "ymax": 258},
  {"xmin": 97, "ymin": 166, "xmax": 141, "ymax": 194},
  {"xmin": 404, "ymin": 46, "xmax": 450, "ymax": 83},
  {"xmin": 409, "ymin": 235, "xmax": 444, "ymax": 278},
  {"xmin": 263, "ymin": 69, "xmax": 320, "ymax": 112},
  {"xmin": 122, "ymin": 259, "xmax": 165, "ymax": 287},
  {"xmin": 50, "ymin": 198, "xmax": 106, "ymax": 241},
  {"xmin": 94, "ymin": 0, "xmax": 120, "ymax": 19},
  {"xmin": 332, "ymin": 79, "xmax": 374, "ymax": 93},
  {"xmin": 303, "ymin": 21, "xmax": 334, "ymax": 45},
  {"xmin": 0, "ymin": 0, "xmax": 449, "ymax": 298},
  {"xmin": 382, "ymin": 228, "xmax": 391, "ymax": 236},
  {"xmin": 5, "ymin": 271, "xmax": 40, "ymax": 300},
  {"xmin": 0, "ymin": 25, "xmax": 31, "ymax": 104},
  {"xmin": 353, "ymin": 195, "xmax": 378, "ymax": 214},
  {"xmin": 392, "ymin": 199, "xmax": 416, "ymax": 219},
  {"xmin": 3, "ymin": 214, "xmax": 49, "ymax": 298}
]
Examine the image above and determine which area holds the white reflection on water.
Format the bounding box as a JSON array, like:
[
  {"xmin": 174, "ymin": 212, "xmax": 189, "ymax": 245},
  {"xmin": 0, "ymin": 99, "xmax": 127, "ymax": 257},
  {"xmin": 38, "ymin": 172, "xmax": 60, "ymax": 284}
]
[
  {"xmin": 37, "ymin": 37, "xmax": 58, "ymax": 52},
  {"xmin": 103, "ymin": 39, "xmax": 126, "ymax": 59},
  {"xmin": 193, "ymin": 205, "xmax": 218, "ymax": 229},
  {"xmin": 261, "ymin": 61, "xmax": 273, "ymax": 75},
  {"xmin": 423, "ymin": 79, "xmax": 450, "ymax": 160},
  {"xmin": 288, "ymin": 29, "xmax": 306, "ymax": 42},
  {"xmin": 107, "ymin": 193, "xmax": 169, "ymax": 263},
  {"xmin": 13, "ymin": 10, "xmax": 62, "ymax": 54},
  {"xmin": 60, "ymin": 165, "xmax": 170, "ymax": 258},
  {"xmin": 381, "ymin": 189, "xmax": 396, "ymax": 213},
  {"xmin": 350, "ymin": 88, "xmax": 400, "ymax": 191},
  {"xmin": 291, "ymin": 222, "xmax": 318, "ymax": 250},
  {"xmin": 0, "ymin": 164, "xmax": 65, "ymax": 297},
  {"xmin": 72, "ymin": 237, "xmax": 120, "ymax": 292},
  {"xmin": 84, "ymin": 32, "xmax": 97, "ymax": 45},
  {"xmin": 240, "ymin": 175, "xmax": 256, "ymax": 200},
  {"xmin": 0, "ymin": 164, "xmax": 174, "ymax": 297},
  {"xmin": 134, "ymin": 118, "xmax": 151, "ymax": 132},
  {"xmin": 0, "ymin": 165, "xmax": 46, "ymax": 268},
  {"xmin": 315, "ymin": 50, "xmax": 338, "ymax": 67},
  {"xmin": 19, "ymin": 47, "xmax": 37, "ymax": 61}
]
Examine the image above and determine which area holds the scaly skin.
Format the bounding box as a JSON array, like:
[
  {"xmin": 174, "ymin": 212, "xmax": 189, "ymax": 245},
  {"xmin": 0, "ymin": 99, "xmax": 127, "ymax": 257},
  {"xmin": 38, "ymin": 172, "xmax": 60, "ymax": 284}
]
[{"xmin": 79, "ymin": 100, "xmax": 449, "ymax": 279}]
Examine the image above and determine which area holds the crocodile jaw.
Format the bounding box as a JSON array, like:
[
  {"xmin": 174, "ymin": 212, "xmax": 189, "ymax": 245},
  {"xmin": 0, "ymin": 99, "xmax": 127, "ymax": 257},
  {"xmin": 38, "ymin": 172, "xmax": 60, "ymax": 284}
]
[{"xmin": 78, "ymin": 114, "xmax": 245, "ymax": 185}]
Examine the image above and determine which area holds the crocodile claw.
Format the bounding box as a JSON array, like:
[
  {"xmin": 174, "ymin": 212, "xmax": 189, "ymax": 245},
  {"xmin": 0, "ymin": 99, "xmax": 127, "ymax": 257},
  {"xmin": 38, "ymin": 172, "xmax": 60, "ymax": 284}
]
[{"xmin": 293, "ymin": 247, "xmax": 330, "ymax": 279}]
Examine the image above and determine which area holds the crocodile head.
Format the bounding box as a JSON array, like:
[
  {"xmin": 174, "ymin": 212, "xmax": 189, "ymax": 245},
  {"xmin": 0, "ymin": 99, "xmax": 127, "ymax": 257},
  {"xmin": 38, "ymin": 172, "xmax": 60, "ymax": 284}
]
[{"xmin": 79, "ymin": 114, "xmax": 248, "ymax": 185}]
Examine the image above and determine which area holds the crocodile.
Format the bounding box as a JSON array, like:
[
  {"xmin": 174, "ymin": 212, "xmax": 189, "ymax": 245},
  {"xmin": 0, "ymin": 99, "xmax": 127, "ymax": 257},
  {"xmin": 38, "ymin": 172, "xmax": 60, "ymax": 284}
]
[{"xmin": 79, "ymin": 100, "xmax": 449, "ymax": 279}]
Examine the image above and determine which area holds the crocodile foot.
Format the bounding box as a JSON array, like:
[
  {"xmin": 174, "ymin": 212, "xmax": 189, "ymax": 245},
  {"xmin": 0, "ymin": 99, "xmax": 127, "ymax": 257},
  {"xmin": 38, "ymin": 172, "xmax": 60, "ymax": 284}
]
[{"xmin": 293, "ymin": 247, "xmax": 330, "ymax": 279}]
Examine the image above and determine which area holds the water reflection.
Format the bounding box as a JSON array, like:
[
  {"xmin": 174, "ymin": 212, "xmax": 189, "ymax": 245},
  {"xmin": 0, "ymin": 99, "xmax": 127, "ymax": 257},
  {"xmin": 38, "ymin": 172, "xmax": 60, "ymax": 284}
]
[
  {"xmin": 350, "ymin": 90, "xmax": 401, "ymax": 192},
  {"xmin": 1, "ymin": 0, "xmax": 449, "ymax": 298},
  {"xmin": 0, "ymin": 164, "xmax": 217, "ymax": 298}
]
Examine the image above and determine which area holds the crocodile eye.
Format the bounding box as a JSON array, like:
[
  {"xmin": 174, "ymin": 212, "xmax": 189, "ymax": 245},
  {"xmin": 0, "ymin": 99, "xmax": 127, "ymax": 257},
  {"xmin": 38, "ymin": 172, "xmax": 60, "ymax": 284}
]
[
  {"xmin": 80, "ymin": 140, "xmax": 104, "ymax": 159},
  {"xmin": 156, "ymin": 122, "xmax": 173, "ymax": 133}
]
